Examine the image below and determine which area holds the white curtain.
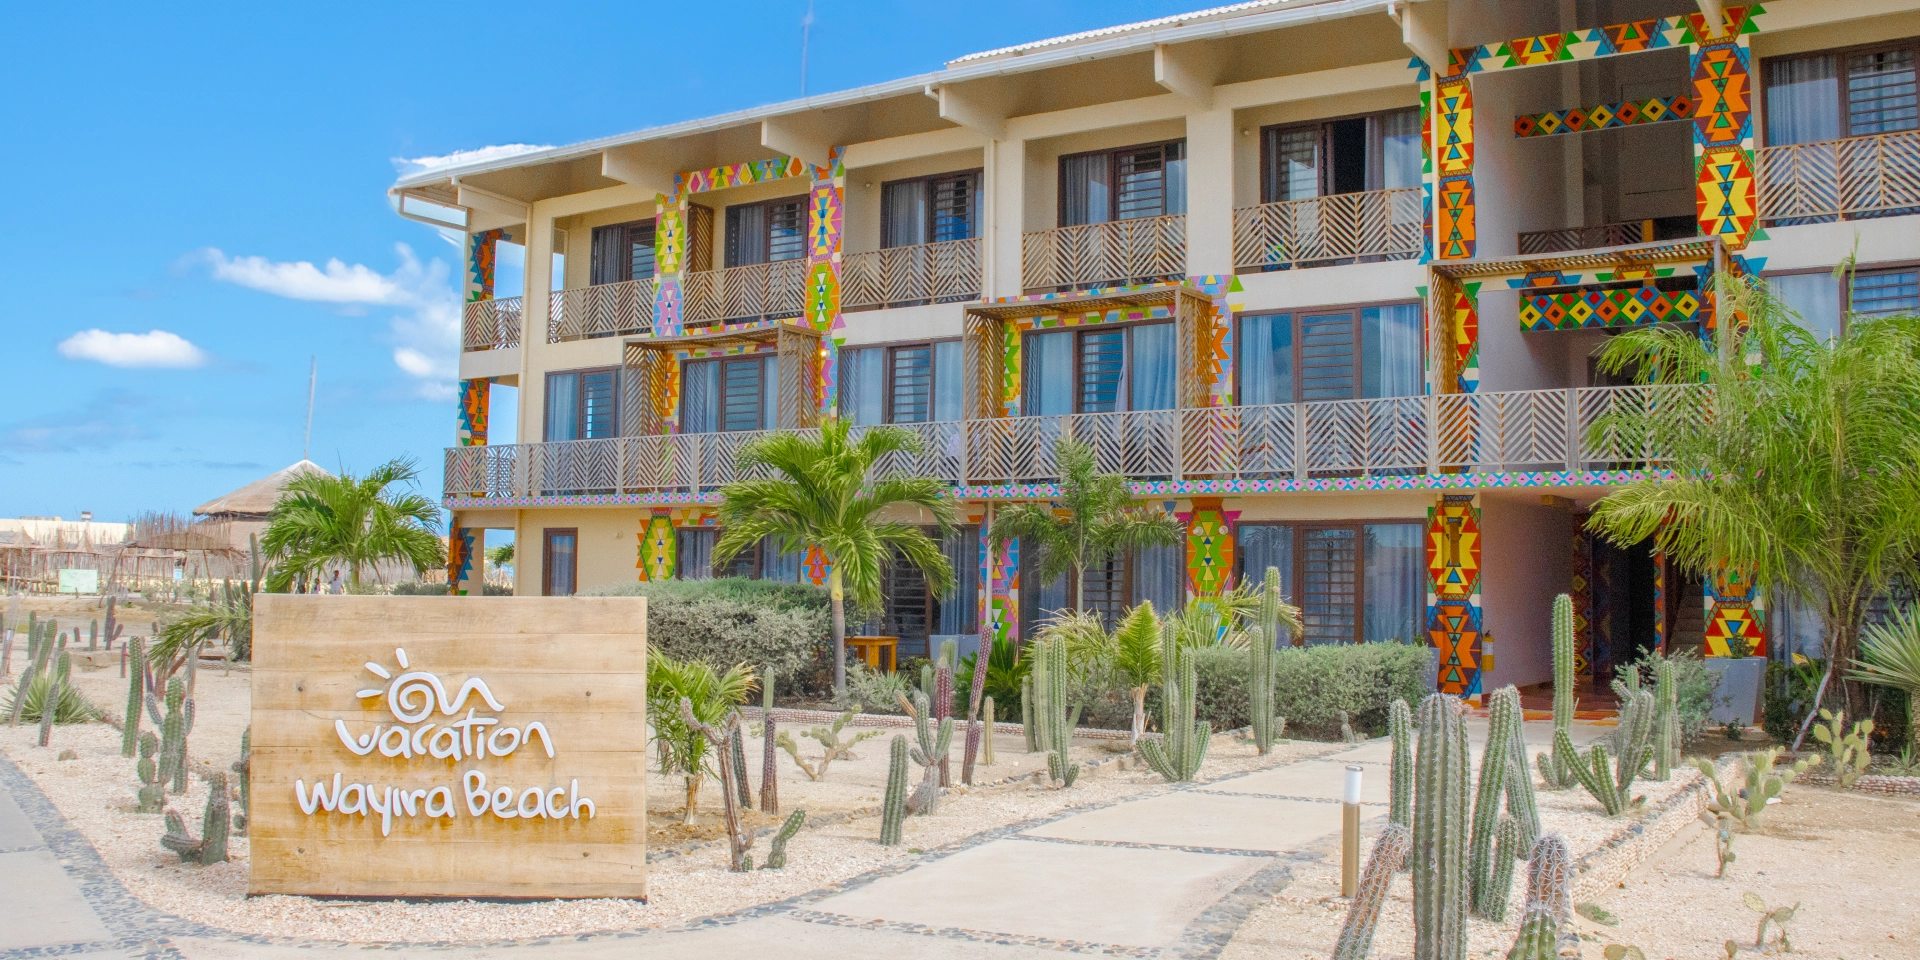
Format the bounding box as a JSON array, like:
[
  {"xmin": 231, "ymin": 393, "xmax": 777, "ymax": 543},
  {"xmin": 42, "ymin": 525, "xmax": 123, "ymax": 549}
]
[
  {"xmin": 1132, "ymin": 541, "xmax": 1185, "ymax": 615},
  {"xmin": 1764, "ymin": 55, "xmax": 1841, "ymax": 145},
  {"xmin": 1130, "ymin": 323, "xmax": 1176, "ymax": 411},
  {"xmin": 1768, "ymin": 273, "xmax": 1843, "ymax": 341},
  {"xmin": 676, "ymin": 529, "xmax": 714, "ymax": 580},
  {"xmin": 681, "ymin": 360, "xmax": 719, "ymax": 434},
  {"xmin": 1061, "ymin": 153, "xmax": 1112, "ymax": 226},
  {"xmin": 1238, "ymin": 313, "xmax": 1295, "ymax": 406},
  {"xmin": 883, "ymin": 180, "xmax": 928, "ymax": 248},
  {"xmin": 838, "ymin": 347, "xmax": 885, "ymax": 426},
  {"xmin": 1236, "ymin": 524, "xmax": 1294, "ymax": 601},
  {"xmin": 1363, "ymin": 524, "xmax": 1423, "ymax": 643},
  {"xmin": 1379, "ymin": 108, "xmax": 1423, "ymax": 190},
  {"xmin": 1023, "ymin": 331, "xmax": 1074, "ymax": 416},
  {"xmin": 934, "ymin": 341, "xmax": 963, "ymax": 422},
  {"xmin": 544, "ymin": 372, "xmax": 579, "ymax": 441},
  {"xmin": 938, "ymin": 526, "xmax": 979, "ymax": 634},
  {"xmin": 1362, "ymin": 304, "xmax": 1423, "ymax": 398}
]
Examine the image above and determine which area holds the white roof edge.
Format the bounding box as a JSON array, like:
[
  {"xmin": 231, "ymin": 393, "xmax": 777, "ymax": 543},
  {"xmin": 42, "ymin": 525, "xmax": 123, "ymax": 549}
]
[
  {"xmin": 951, "ymin": 0, "xmax": 1336, "ymax": 65},
  {"xmin": 391, "ymin": 0, "xmax": 1391, "ymax": 193}
]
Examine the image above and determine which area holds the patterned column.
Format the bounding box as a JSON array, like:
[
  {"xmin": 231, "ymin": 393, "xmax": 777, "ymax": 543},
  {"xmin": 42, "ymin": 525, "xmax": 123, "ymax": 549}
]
[
  {"xmin": 652, "ymin": 189, "xmax": 689, "ymax": 338},
  {"xmin": 1183, "ymin": 497, "xmax": 1237, "ymax": 604},
  {"xmin": 1426, "ymin": 493, "xmax": 1484, "ymax": 695},
  {"xmin": 456, "ymin": 377, "xmax": 489, "ymax": 446},
  {"xmin": 465, "ymin": 229, "xmax": 502, "ymax": 304},
  {"xmin": 805, "ymin": 150, "xmax": 846, "ymax": 417},
  {"xmin": 450, "ymin": 525, "xmax": 479, "ymax": 596},
  {"xmin": 1689, "ymin": 11, "xmax": 1758, "ymax": 253},
  {"xmin": 1570, "ymin": 515, "xmax": 1594, "ymax": 677},
  {"xmin": 1653, "ymin": 548, "xmax": 1669, "ymax": 654},
  {"xmin": 977, "ymin": 504, "xmax": 1017, "ymax": 648},
  {"xmin": 1433, "ymin": 69, "xmax": 1476, "ymax": 261},
  {"xmin": 637, "ymin": 509, "xmax": 676, "ymax": 582}
]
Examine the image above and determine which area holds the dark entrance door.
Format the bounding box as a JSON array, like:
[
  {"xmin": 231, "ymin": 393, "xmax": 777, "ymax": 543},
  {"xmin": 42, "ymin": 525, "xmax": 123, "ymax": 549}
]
[{"xmin": 1592, "ymin": 534, "xmax": 1659, "ymax": 682}]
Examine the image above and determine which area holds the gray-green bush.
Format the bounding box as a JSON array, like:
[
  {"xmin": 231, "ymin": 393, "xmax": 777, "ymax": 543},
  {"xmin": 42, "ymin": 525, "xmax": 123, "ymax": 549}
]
[
  {"xmin": 590, "ymin": 579, "xmax": 828, "ymax": 688},
  {"xmin": 1145, "ymin": 642, "xmax": 1428, "ymax": 741}
]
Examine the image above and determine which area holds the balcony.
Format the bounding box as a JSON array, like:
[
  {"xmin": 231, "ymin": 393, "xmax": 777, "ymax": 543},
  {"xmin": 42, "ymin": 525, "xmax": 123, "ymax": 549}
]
[
  {"xmin": 1232, "ymin": 188, "xmax": 1422, "ymax": 270},
  {"xmin": 1022, "ymin": 215, "xmax": 1185, "ymax": 292},
  {"xmin": 461, "ymin": 297, "xmax": 523, "ymax": 352},
  {"xmin": 842, "ymin": 238, "xmax": 982, "ymax": 311},
  {"xmin": 1757, "ymin": 131, "xmax": 1920, "ymax": 225},
  {"xmin": 682, "ymin": 260, "xmax": 807, "ymax": 327},
  {"xmin": 443, "ymin": 384, "xmax": 1702, "ymax": 501},
  {"xmin": 549, "ymin": 279, "xmax": 655, "ymax": 343}
]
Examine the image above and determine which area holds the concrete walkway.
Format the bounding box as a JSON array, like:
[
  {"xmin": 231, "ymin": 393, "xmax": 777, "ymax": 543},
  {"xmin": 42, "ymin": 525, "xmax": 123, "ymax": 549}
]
[{"xmin": 0, "ymin": 722, "xmax": 1606, "ymax": 960}]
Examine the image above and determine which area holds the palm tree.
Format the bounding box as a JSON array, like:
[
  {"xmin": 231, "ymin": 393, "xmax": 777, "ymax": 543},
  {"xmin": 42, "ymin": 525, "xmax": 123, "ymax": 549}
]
[
  {"xmin": 714, "ymin": 418, "xmax": 959, "ymax": 695},
  {"xmin": 261, "ymin": 457, "xmax": 445, "ymax": 591},
  {"xmin": 991, "ymin": 438, "xmax": 1183, "ymax": 618},
  {"xmin": 1851, "ymin": 605, "xmax": 1920, "ymax": 753},
  {"xmin": 1044, "ymin": 601, "xmax": 1164, "ymax": 742},
  {"xmin": 1584, "ymin": 273, "xmax": 1920, "ymax": 744},
  {"xmin": 647, "ymin": 652, "xmax": 756, "ymax": 824}
]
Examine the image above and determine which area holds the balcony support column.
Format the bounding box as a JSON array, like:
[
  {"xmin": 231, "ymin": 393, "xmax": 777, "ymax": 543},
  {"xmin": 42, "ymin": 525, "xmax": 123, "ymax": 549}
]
[
  {"xmin": 983, "ymin": 138, "xmax": 1026, "ymax": 298},
  {"xmin": 1184, "ymin": 107, "xmax": 1235, "ymax": 278},
  {"xmin": 1425, "ymin": 492, "xmax": 1484, "ymax": 696},
  {"xmin": 450, "ymin": 524, "xmax": 483, "ymax": 598}
]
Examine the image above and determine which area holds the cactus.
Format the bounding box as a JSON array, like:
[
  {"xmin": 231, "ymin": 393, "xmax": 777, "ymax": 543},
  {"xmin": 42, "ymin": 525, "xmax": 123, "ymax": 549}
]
[
  {"xmin": 1810, "ymin": 708, "xmax": 1873, "ymax": 788},
  {"xmin": 135, "ymin": 733, "xmax": 164, "ymax": 813},
  {"xmin": 1248, "ymin": 566, "xmax": 1284, "ymax": 754},
  {"xmin": 1339, "ymin": 709, "xmax": 1361, "ymax": 744},
  {"xmin": 160, "ymin": 770, "xmax": 231, "ymax": 865},
  {"xmin": 1139, "ymin": 620, "xmax": 1210, "ymax": 783},
  {"xmin": 761, "ymin": 808, "xmax": 805, "ymax": 869},
  {"xmin": 778, "ymin": 706, "xmax": 882, "ymax": 781},
  {"xmin": 1536, "ymin": 594, "xmax": 1581, "ymax": 791},
  {"xmin": 1651, "ymin": 658, "xmax": 1679, "ymax": 780},
  {"xmin": 89, "ymin": 619, "xmax": 98, "ymax": 651},
  {"xmin": 879, "ymin": 735, "xmax": 908, "ymax": 845},
  {"xmin": 1332, "ymin": 822, "xmax": 1412, "ymax": 960},
  {"xmin": 102, "ymin": 596, "xmax": 123, "ymax": 652},
  {"xmin": 1744, "ymin": 892, "xmax": 1800, "ymax": 951},
  {"xmin": 155, "ymin": 678, "xmax": 194, "ymax": 795},
  {"xmin": 1505, "ymin": 834, "xmax": 1574, "ymax": 960},
  {"xmin": 1507, "ymin": 905, "xmax": 1558, "ymax": 960},
  {"xmin": 231, "ymin": 728, "xmax": 251, "ymax": 835},
  {"xmin": 1412, "ymin": 693, "xmax": 1468, "ymax": 960},
  {"xmin": 981, "ymin": 696, "xmax": 996, "ymax": 766},
  {"xmin": 121, "ymin": 636, "xmax": 146, "ymax": 757},
  {"xmin": 759, "ymin": 668, "xmax": 779, "ymax": 814},
  {"xmin": 1481, "ymin": 817, "xmax": 1525, "ymax": 923},
  {"xmin": 962, "ymin": 633, "xmax": 992, "ymax": 785},
  {"xmin": 676, "ymin": 698, "xmax": 754, "ymax": 871},
  {"xmin": 1020, "ymin": 674, "xmax": 1037, "ymax": 753},
  {"xmin": 1030, "ymin": 635, "xmax": 1081, "ymax": 787},
  {"xmin": 1563, "ymin": 678, "xmax": 1655, "ymax": 817},
  {"xmin": 729, "ymin": 722, "xmax": 752, "ymax": 809},
  {"xmin": 933, "ymin": 639, "xmax": 955, "ymax": 786},
  {"xmin": 1700, "ymin": 811, "xmax": 1736, "ymax": 877},
  {"xmin": 8, "ymin": 619, "xmax": 55, "ymax": 727},
  {"xmin": 904, "ymin": 690, "xmax": 953, "ymax": 814},
  {"xmin": 39, "ymin": 639, "xmax": 70, "ymax": 747},
  {"xmin": 1697, "ymin": 747, "xmax": 1807, "ymax": 831},
  {"xmin": 1389, "ymin": 698, "xmax": 1414, "ymax": 828},
  {"xmin": 1471, "ymin": 686, "xmax": 1542, "ymax": 919}
]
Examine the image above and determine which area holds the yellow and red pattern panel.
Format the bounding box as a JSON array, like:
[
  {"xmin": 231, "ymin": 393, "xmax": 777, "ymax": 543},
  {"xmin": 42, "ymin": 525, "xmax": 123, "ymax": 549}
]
[{"xmin": 1426, "ymin": 494, "xmax": 1483, "ymax": 696}]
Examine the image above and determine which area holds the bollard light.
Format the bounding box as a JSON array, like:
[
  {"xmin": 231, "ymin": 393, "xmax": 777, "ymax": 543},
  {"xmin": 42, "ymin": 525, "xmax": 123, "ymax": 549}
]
[{"xmin": 1342, "ymin": 764, "xmax": 1363, "ymax": 897}]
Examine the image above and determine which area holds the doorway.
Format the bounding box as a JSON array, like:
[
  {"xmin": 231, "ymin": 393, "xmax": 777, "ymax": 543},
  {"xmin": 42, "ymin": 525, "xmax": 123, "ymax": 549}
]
[{"xmin": 1591, "ymin": 534, "xmax": 1658, "ymax": 682}]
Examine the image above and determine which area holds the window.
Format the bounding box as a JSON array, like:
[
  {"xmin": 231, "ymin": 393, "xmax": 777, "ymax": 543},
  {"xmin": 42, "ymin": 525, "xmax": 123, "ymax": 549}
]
[
  {"xmin": 1238, "ymin": 303, "xmax": 1423, "ymax": 405},
  {"xmin": 1019, "ymin": 539, "xmax": 1182, "ymax": 632},
  {"xmin": 725, "ymin": 197, "xmax": 807, "ymax": 267},
  {"xmin": 1767, "ymin": 271, "xmax": 1844, "ymax": 340},
  {"xmin": 1233, "ymin": 522, "xmax": 1423, "ymax": 645},
  {"xmin": 1021, "ymin": 323, "xmax": 1177, "ymax": 416},
  {"xmin": 682, "ymin": 356, "xmax": 779, "ymax": 433},
  {"xmin": 542, "ymin": 529, "xmax": 578, "ymax": 596},
  {"xmin": 1852, "ymin": 266, "xmax": 1920, "ymax": 317},
  {"xmin": 839, "ymin": 341, "xmax": 963, "ymax": 425},
  {"xmin": 1060, "ymin": 141, "xmax": 1186, "ymax": 226},
  {"xmin": 1765, "ymin": 40, "xmax": 1920, "ymax": 145},
  {"xmin": 936, "ymin": 526, "xmax": 981, "ymax": 636},
  {"xmin": 673, "ymin": 529, "xmax": 799, "ymax": 580},
  {"xmin": 544, "ymin": 368, "xmax": 619, "ymax": 441},
  {"xmin": 589, "ymin": 219, "xmax": 656, "ymax": 285},
  {"xmin": 865, "ymin": 526, "xmax": 980, "ymax": 655},
  {"xmin": 881, "ymin": 170, "xmax": 982, "ymax": 246},
  {"xmin": 1262, "ymin": 108, "xmax": 1422, "ymax": 202}
]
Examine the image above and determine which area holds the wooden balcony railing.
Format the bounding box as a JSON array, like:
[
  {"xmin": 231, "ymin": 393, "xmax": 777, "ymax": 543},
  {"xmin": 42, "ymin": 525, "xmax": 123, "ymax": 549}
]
[
  {"xmin": 842, "ymin": 238, "xmax": 982, "ymax": 311},
  {"xmin": 1022, "ymin": 215, "xmax": 1185, "ymax": 292},
  {"xmin": 549, "ymin": 279, "xmax": 655, "ymax": 343},
  {"xmin": 461, "ymin": 297, "xmax": 523, "ymax": 352},
  {"xmin": 1757, "ymin": 130, "xmax": 1920, "ymax": 224},
  {"xmin": 681, "ymin": 260, "xmax": 807, "ymax": 327},
  {"xmin": 1232, "ymin": 188, "xmax": 1422, "ymax": 270},
  {"xmin": 1518, "ymin": 221, "xmax": 1650, "ymax": 255},
  {"xmin": 444, "ymin": 384, "xmax": 1703, "ymax": 500}
]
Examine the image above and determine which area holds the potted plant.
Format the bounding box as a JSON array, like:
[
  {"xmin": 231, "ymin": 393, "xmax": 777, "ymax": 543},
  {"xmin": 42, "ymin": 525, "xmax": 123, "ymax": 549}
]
[{"xmin": 1702, "ymin": 636, "xmax": 1764, "ymax": 727}]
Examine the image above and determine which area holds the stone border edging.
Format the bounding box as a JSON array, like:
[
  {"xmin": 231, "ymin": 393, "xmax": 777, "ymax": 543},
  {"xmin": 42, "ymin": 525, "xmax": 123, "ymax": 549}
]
[{"xmin": 1792, "ymin": 770, "xmax": 1920, "ymax": 795}]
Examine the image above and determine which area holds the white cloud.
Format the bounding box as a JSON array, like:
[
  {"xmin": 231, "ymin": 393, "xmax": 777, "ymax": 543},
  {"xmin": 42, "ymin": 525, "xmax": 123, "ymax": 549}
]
[
  {"xmin": 392, "ymin": 144, "xmax": 553, "ymax": 175},
  {"xmin": 57, "ymin": 329, "xmax": 209, "ymax": 369},
  {"xmin": 196, "ymin": 244, "xmax": 461, "ymax": 398}
]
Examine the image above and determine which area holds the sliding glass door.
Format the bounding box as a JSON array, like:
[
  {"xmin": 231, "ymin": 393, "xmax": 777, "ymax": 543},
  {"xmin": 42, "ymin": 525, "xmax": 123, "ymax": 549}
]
[{"xmin": 1234, "ymin": 522, "xmax": 1423, "ymax": 645}]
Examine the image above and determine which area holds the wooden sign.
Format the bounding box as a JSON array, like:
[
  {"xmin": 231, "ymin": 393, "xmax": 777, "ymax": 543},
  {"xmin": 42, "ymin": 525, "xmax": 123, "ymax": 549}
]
[{"xmin": 249, "ymin": 596, "xmax": 647, "ymax": 899}]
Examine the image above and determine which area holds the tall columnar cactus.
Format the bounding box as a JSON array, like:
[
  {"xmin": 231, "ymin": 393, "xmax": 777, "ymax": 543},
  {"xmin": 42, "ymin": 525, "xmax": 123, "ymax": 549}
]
[
  {"xmin": 1651, "ymin": 658, "xmax": 1679, "ymax": 780},
  {"xmin": 154, "ymin": 677, "xmax": 194, "ymax": 795},
  {"xmin": 1332, "ymin": 822, "xmax": 1412, "ymax": 960},
  {"xmin": 8, "ymin": 620, "xmax": 55, "ymax": 727},
  {"xmin": 729, "ymin": 722, "xmax": 753, "ymax": 810},
  {"xmin": 963, "ymin": 634, "xmax": 992, "ymax": 784},
  {"xmin": 1389, "ymin": 698, "xmax": 1414, "ymax": 829},
  {"xmin": 89, "ymin": 619, "xmax": 98, "ymax": 651},
  {"xmin": 934, "ymin": 639, "xmax": 955, "ymax": 786},
  {"xmin": 135, "ymin": 733, "xmax": 164, "ymax": 813},
  {"xmin": 121, "ymin": 636, "xmax": 146, "ymax": 757},
  {"xmin": 759, "ymin": 668, "xmax": 779, "ymax": 814},
  {"xmin": 161, "ymin": 770, "xmax": 231, "ymax": 865},
  {"xmin": 1031, "ymin": 636, "xmax": 1080, "ymax": 787},
  {"xmin": 1020, "ymin": 674, "xmax": 1037, "ymax": 753},
  {"xmin": 1249, "ymin": 566, "xmax": 1284, "ymax": 754},
  {"xmin": 1537, "ymin": 594, "xmax": 1580, "ymax": 790},
  {"xmin": 1412, "ymin": 693, "xmax": 1469, "ymax": 960},
  {"xmin": 1507, "ymin": 903, "xmax": 1558, "ymax": 960},
  {"xmin": 231, "ymin": 728, "xmax": 251, "ymax": 835},
  {"xmin": 1139, "ymin": 621, "xmax": 1210, "ymax": 782},
  {"xmin": 880, "ymin": 734, "xmax": 908, "ymax": 845},
  {"xmin": 1564, "ymin": 680, "xmax": 1655, "ymax": 817},
  {"xmin": 102, "ymin": 596, "xmax": 123, "ymax": 651},
  {"xmin": 906, "ymin": 690, "xmax": 953, "ymax": 813},
  {"xmin": 982, "ymin": 696, "xmax": 997, "ymax": 765},
  {"xmin": 1470, "ymin": 686, "xmax": 1527, "ymax": 917},
  {"xmin": 1482, "ymin": 817, "xmax": 1525, "ymax": 924},
  {"xmin": 761, "ymin": 808, "xmax": 805, "ymax": 869},
  {"xmin": 1519, "ymin": 833, "xmax": 1575, "ymax": 958},
  {"xmin": 38, "ymin": 640, "xmax": 71, "ymax": 747}
]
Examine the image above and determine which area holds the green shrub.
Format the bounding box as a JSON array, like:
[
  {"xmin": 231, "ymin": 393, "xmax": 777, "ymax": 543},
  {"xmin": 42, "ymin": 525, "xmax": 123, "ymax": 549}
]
[
  {"xmin": 1763, "ymin": 657, "xmax": 1823, "ymax": 745},
  {"xmin": 1629, "ymin": 649, "xmax": 1720, "ymax": 741},
  {"xmin": 1270, "ymin": 641, "xmax": 1432, "ymax": 740},
  {"xmin": 3, "ymin": 673, "xmax": 98, "ymax": 724},
  {"xmin": 590, "ymin": 577, "xmax": 829, "ymax": 610},
  {"xmin": 1191, "ymin": 646, "xmax": 1252, "ymax": 732},
  {"xmin": 836, "ymin": 662, "xmax": 912, "ymax": 714},
  {"xmin": 588, "ymin": 579, "xmax": 829, "ymax": 692}
]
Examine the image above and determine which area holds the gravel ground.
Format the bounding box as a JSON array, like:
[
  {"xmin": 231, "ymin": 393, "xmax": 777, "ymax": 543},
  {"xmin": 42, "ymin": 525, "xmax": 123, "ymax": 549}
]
[{"xmin": 2, "ymin": 639, "xmax": 1344, "ymax": 944}]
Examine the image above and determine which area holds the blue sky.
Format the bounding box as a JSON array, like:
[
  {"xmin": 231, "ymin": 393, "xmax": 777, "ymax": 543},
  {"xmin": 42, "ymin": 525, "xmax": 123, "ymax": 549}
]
[{"xmin": 0, "ymin": 0, "xmax": 1208, "ymax": 524}]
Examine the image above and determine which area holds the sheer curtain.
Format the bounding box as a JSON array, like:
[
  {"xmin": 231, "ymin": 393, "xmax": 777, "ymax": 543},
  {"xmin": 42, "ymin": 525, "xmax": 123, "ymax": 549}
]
[
  {"xmin": 1060, "ymin": 153, "xmax": 1112, "ymax": 226},
  {"xmin": 1361, "ymin": 304, "xmax": 1423, "ymax": 398},
  {"xmin": 1164, "ymin": 143, "xmax": 1188, "ymax": 216},
  {"xmin": 761, "ymin": 357, "xmax": 780, "ymax": 430},
  {"xmin": 934, "ymin": 341, "xmax": 963, "ymax": 421},
  {"xmin": 545, "ymin": 372, "xmax": 580, "ymax": 441},
  {"xmin": 1362, "ymin": 524, "xmax": 1422, "ymax": 643},
  {"xmin": 883, "ymin": 180, "xmax": 928, "ymax": 248},
  {"xmin": 545, "ymin": 533, "xmax": 577, "ymax": 597},
  {"xmin": 1238, "ymin": 314, "xmax": 1295, "ymax": 406},
  {"xmin": 838, "ymin": 347, "xmax": 885, "ymax": 426},
  {"xmin": 727, "ymin": 203, "xmax": 767, "ymax": 267},
  {"xmin": 1132, "ymin": 541, "xmax": 1185, "ymax": 615},
  {"xmin": 1768, "ymin": 273, "xmax": 1843, "ymax": 341},
  {"xmin": 680, "ymin": 360, "xmax": 719, "ymax": 434},
  {"xmin": 761, "ymin": 537, "xmax": 802, "ymax": 582},
  {"xmin": 675, "ymin": 529, "xmax": 714, "ymax": 580},
  {"xmin": 1378, "ymin": 109, "xmax": 1423, "ymax": 190},
  {"xmin": 937, "ymin": 526, "xmax": 979, "ymax": 634},
  {"xmin": 1235, "ymin": 525, "xmax": 1294, "ymax": 601},
  {"xmin": 1765, "ymin": 55, "xmax": 1841, "ymax": 145},
  {"xmin": 1130, "ymin": 323, "xmax": 1176, "ymax": 411},
  {"xmin": 1023, "ymin": 331, "xmax": 1074, "ymax": 415},
  {"xmin": 1265, "ymin": 127, "xmax": 1319, "ymax": 202}
]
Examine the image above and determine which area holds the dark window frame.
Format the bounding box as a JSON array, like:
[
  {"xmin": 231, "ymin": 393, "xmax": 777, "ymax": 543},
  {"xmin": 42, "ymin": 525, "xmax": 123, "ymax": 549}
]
[
  {"xmin": 1019, "ymin": 318, "xmax": 1176, "ymax": 416},
  {"xmin": 879, "ymin": 168, "xmax": 984, "ymax": 247},
  {"xmin": 1234, "ymin": 298, "xmax": 1422, "ymax": 406},
  {"xmin": 543, "ymin": 365, "xmax": 621, "ymax": 441},
  {"xmin": 1765, "ymin": 260, "xmax": 1920, "ymax": 331},
  {"xmin": 1760, "ymin": 37, "xmax": 1920, "ymax": 146},
  {"xmin": 1056, "ymin": 139, "xmax": 1188, "ymax": 227},
  {"xmin": 724, "ymin": 194, "xmax": 809, "ymax": 267},
  {"xmin": 883, "ymin": 338, "xmax": 962, "ymax": 424},
  {"xmin": 1019, "ymin": 541, "xmax": 1180, "ymax": 632},
  {"xmin": 589, "ymin": 218, "xmax": 657, "ymax": 286},
  {"xmin": 1259, "ymin": 106, "xmax": 1423, "ymax": 203},
  {"xmin": 542, "ymin": 528, "xmax": 579, "ymax": 597},
  {"xmin": 1233, "ymin": 520, "xmax": 1424, "ymax": 646},
  {"xmin": 678, "ymin": 353, "xmax": 777, "ymax": 433}
]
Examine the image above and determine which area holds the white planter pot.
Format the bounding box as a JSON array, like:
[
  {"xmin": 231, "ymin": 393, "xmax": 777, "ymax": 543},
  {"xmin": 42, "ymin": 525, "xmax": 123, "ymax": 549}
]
[{"xmin": 1702, "ymin": 656, "xmax": 1767, "ymax": 725}]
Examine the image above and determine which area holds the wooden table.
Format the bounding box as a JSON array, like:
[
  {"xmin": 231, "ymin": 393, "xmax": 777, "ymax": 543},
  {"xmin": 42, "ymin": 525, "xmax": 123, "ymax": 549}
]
[{"xmin": 846, "ymin": 636, "xmax": 899, "ymax": 673}]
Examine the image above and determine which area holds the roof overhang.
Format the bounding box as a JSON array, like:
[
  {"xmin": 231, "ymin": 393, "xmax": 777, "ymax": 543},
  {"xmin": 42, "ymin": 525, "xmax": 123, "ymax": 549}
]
[
  {"xmin": 964, "ymin": 283, "xmax": 1214, "ymax": 322},
  {"xmin": 1428, "ymin": 236, "xmax": 1724, "ymax": 283}
]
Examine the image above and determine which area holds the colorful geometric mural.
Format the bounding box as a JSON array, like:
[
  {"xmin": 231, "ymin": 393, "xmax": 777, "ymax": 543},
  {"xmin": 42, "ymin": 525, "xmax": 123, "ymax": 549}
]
[
  {"xmin": 1704, "ymin": 563, "xmax": 1767, "ymax": 657},
  {"xmin": 456, "ymin": 377, "xmax": 489, "ymax": 446},
  {"xmin": 989, "ymin": 280, "xmax": 1199, "ymax": 417},
  {"xmin": 1653, "ymin": 548, "xmax": 1669, "ymax": 653},
  {"xmin": 1519, "ymin": 284, "xmax": 1703, "ymax": 331},
  {"xmin": 1692, "ymin": 35, "xmax": 1757, "ymax": 249},
  {"xmin": 1433, "ymin": 74, "xmax": 1476, "ymax": 261},
  {"xmin": 637, "ymin": 510, "xmax": 676, "ymax": 582},
  {"xmin": 807, "ymin": 154, "xmax": 846, "ymax": 415},
  {"xmin": 802, "ymin": 544, "xmax": 831, "ymax": 587},
  {"xmin": 1570, "ymin": 517, "xmax": 1593, "ymax": 676},
  {"xmin": 1182, "ymin": 497, "xmax": 1238, "ymax": 602},
  {"xmin": 1426, "ymin": 493, "xmax": 1484, "ymax": 696},
  {"xmin": 1449, "ymin": 281, "xmax": 1481, "ymax": 393},
  {"xmin": 1441, "ymin": 6, "xmax": 1762, "ymax": 77},
  {"xmin": 449, "ymin": 526, "xmax": 476, "ymax": 597},
  {"xmin": 1514, "ymin": 95, "xmax": 1694, "ymax": 137},
  {"xmin": 465, "ymin": 229, "xmax": 503, "ymax": 303},
  {"xmin": 986, "ymin": 515, "xmax": 1020, "ymax": 645},
  {"xmin": 1189, "ymin": 274, "xmax": 1243, "ymax": 406}
]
